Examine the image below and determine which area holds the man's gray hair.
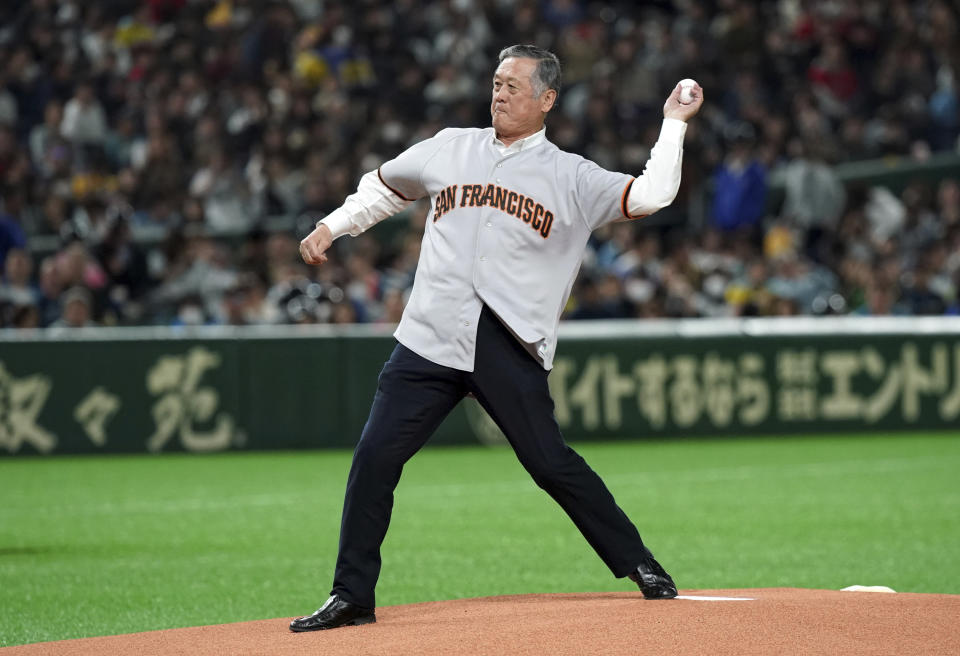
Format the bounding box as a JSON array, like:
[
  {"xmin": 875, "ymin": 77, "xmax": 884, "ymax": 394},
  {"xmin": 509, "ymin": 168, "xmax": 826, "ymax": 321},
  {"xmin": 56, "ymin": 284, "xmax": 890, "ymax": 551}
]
[{"xmin": 498, "ymin": 44, "xmax": 562, "ymax": 98}]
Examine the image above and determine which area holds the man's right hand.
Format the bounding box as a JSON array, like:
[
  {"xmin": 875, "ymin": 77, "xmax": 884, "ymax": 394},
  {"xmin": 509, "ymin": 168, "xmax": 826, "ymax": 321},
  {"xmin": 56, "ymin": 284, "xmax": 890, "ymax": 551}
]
[
  {"xmin": 300, "ymin": 223, "xmax": 333, "ymax": 265},
  {"xmin": 663, "ymin": 81, "xmax": 704, "ymax": 122}
]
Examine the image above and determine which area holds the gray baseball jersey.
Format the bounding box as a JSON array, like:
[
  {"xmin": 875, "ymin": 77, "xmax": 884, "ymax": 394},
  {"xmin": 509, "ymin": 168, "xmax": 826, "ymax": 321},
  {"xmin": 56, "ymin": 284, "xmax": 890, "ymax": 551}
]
[{"xmin": 370, "ymin": 121, "xmax": 685, "ymax": 371}]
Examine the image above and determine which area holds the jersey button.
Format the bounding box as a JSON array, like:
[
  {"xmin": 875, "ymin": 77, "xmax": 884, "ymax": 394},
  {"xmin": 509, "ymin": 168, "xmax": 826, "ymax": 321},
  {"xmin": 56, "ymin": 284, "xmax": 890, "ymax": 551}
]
[
  {"xmin": 485, "ymin": 222, "xmax": 492, "ymax": 227},
  {"xmin": 479, "ymin": 256, "xmax": 487, "ymax": 261},
  {"xmin": 496, "ymin": 164, "xmax": 502, "ymax": 168},
  {"xmin": 463, "ymin": 320, "xmax": 470, "ymax": 327},
  {"xmin": 495, "ymin": 178, "xmax": 501, "ymax": 183}
]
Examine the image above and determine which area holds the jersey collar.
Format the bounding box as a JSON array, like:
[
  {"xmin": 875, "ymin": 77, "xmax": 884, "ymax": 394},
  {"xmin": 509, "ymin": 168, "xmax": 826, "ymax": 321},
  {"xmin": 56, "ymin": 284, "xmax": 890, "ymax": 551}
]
[{"xmin": 491, "ymin": 126, "xmax": 547, "ymax": 156}]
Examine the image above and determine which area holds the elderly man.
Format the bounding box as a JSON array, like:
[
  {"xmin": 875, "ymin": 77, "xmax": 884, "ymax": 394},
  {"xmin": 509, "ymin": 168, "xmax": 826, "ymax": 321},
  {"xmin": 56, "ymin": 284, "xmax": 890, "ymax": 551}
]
[{"xmin": 292, "ymin": 44, "xmax": 703, "ymax": 631}]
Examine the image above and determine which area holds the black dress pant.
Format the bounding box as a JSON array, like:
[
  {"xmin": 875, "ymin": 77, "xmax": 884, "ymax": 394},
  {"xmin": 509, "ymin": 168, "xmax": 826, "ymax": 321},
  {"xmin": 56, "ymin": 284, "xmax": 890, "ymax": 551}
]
[{"xmin": 331, "ymin": 305, "xmax": 650, "ymax": 608}]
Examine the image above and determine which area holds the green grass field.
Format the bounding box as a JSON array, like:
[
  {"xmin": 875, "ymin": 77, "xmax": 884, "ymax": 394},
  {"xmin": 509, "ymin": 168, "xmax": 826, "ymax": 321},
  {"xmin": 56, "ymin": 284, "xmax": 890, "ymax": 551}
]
[{"xmin": 1, "ymin": 432, "xmax": 958, "ymax": 647}]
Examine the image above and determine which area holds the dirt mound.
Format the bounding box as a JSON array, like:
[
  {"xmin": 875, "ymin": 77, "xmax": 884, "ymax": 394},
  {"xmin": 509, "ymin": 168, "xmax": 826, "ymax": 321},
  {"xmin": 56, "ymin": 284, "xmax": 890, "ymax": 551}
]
[{"xmin": 5, "ymin": 588, "xmax": 959, "ymax": 655}]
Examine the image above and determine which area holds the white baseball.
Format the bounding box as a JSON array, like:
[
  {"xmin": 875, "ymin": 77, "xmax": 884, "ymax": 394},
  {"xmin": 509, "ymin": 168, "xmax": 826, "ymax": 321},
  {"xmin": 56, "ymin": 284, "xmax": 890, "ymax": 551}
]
[{"xmin": 678, "ymin": 78, "xmax": 697, "ymax": 104}]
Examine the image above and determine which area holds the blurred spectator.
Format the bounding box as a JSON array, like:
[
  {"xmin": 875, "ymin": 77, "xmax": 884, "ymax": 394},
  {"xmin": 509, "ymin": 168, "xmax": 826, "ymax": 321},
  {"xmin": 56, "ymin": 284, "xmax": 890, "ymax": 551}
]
[
  {"xmin": 725, "ymin": 259, "xmax": 774, "ymax": 316},
  {"xmin": 947, "ymin": 269, "xmax": 960, "ymax": 316},
  {"xmin": 765, "ymin": 255, "xmax": 838, "ymax": 314},
  {"xmin": 0, "ymin": 248, "xmax": 38, "ymax": 306},
  {"xmin": 900, "ymin": 266, "xmax": 948, "ymax": 316},
  {"xmin": 49, "ymin": 286, "xmax": 95, "ymax": 329},
  {"xmin": 60, "ymin": 81, "xmax": 109, "ymax": 157},
  {"xmin": 55, "ymin": 239, "xmax": 109, "ymax": 293},
  {"xmin": 779, "ymin": 145, "xmax": 846, "ymax": 236},
  {"xmin": 710, "ymin": 123, "xmax": 767, "ymax": 232},
  {"xmin": 95, "ymin": 216, "xmax": 150, "ymax": 323},
  {"xmin": 189, "ymin": 148, "xmax": 252, "ymax": 231},
  {"xmin": 569, "ymin": 274, "xmax": 633, "ymax": 320},
  {"xmin": 36, "ymin": 256, "xmax": 64, "ymax": 327},
  {"xmin": 854, "ymin": 278, "xmax": 904, "ymax": 317},
  {"xmin": 0, "ymin": 189, "xmax": 27, "ymax": 269},
  {"xmin": 29, "ymin": 101, "xmax": 65, "ymax": 176},
  {"xmin": 864, "ymin": 186, "xmax": 907, "ymax": 244},
  {"xmin": 330, "ymin": 300, "xmax": 359, "ymax": 324},
  {"xmin": 807, "ymin": 39, "xmax": 859, "ymax": 119},
  {"xmin": 379, "ymin": 288, "xmax": 406, "ymax": 324},
  {"xmin": 152, "ymin": 236, "xmax": 239, "ymax": 319},
  {"xmin": 5, "ymin": 303, "xmax": 40, "ymax": 329},
  {"xmin": 135, "ymin": 132, "xmax": 185, "ymax": 223},
  {"xmin": 0, "ymin": 85, "xmax": 15, "ymax": 127},
  {"xmin": 928, "ymin": 67, "xmax": 959, "ymax": 150}
]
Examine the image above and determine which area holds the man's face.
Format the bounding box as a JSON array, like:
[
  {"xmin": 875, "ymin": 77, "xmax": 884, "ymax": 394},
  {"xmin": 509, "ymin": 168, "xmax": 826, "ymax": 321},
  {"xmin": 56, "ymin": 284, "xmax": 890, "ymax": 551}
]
[{"xmin": 491, "ymin": 57, "xmax": 556, "ymax": 139}]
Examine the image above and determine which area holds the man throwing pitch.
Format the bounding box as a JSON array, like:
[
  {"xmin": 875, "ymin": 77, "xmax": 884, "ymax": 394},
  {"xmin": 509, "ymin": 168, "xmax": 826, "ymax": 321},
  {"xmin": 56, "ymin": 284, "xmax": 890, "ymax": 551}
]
[{"xmin": 292, "ymin": 45, "xmax": 704, "ymax": 631}]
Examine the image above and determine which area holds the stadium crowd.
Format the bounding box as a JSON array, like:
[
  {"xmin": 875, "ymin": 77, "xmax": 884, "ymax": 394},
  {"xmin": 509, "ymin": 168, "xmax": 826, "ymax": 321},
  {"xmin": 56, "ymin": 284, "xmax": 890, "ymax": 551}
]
[{"xmin": 1, "ymin": 0, "xmax": 959, "ymax": 330}]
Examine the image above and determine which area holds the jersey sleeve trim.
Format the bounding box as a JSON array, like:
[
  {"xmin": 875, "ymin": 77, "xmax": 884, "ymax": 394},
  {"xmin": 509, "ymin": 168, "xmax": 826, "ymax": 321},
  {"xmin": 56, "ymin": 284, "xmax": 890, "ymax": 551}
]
[
  {"xmin": 620, "ymin": 178, "xmax": 648, "ymax": 220},
  {"xmin": 378, "ymin": 166, "xmax": 416, "ymax": 202}
]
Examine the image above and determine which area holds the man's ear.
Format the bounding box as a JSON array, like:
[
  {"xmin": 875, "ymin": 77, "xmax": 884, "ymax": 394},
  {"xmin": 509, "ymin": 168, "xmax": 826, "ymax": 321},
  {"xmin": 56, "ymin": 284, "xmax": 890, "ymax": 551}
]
[{"xmin": 540, "ymin": 89, "xmax": 558, "ymax": 113}]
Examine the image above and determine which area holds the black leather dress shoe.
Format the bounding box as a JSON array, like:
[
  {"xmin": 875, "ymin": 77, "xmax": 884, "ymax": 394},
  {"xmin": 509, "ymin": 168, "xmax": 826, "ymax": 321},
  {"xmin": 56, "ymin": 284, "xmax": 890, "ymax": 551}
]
[
  {"xmin": 289, "ymin": 595, "xmax": 376, "ymax": 632},
  {"xmin": 628, "ymin": 554, "xmax": 678, "ymax": 599}
]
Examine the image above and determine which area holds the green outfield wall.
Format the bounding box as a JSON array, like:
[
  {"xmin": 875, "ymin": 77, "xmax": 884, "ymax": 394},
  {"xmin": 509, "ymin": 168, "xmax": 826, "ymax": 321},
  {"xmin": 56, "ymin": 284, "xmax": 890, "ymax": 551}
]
[{"xmin": 2, "ymin": 317, "xmax": 959, "ymax": 455}]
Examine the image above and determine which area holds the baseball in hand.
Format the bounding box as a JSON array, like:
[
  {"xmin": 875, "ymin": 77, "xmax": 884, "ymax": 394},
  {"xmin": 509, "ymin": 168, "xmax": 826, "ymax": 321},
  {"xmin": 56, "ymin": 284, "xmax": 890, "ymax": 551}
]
[{"xmin": 678, "ymin": 79, "xmax": 698, "ymax": 104}]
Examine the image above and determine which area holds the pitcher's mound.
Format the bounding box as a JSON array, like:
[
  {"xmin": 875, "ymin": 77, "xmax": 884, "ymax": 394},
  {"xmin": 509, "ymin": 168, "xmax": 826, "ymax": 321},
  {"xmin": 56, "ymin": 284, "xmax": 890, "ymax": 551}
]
[{"xmin": 6, "ymin": 588, "xmax": 959, "ymax": 656}]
